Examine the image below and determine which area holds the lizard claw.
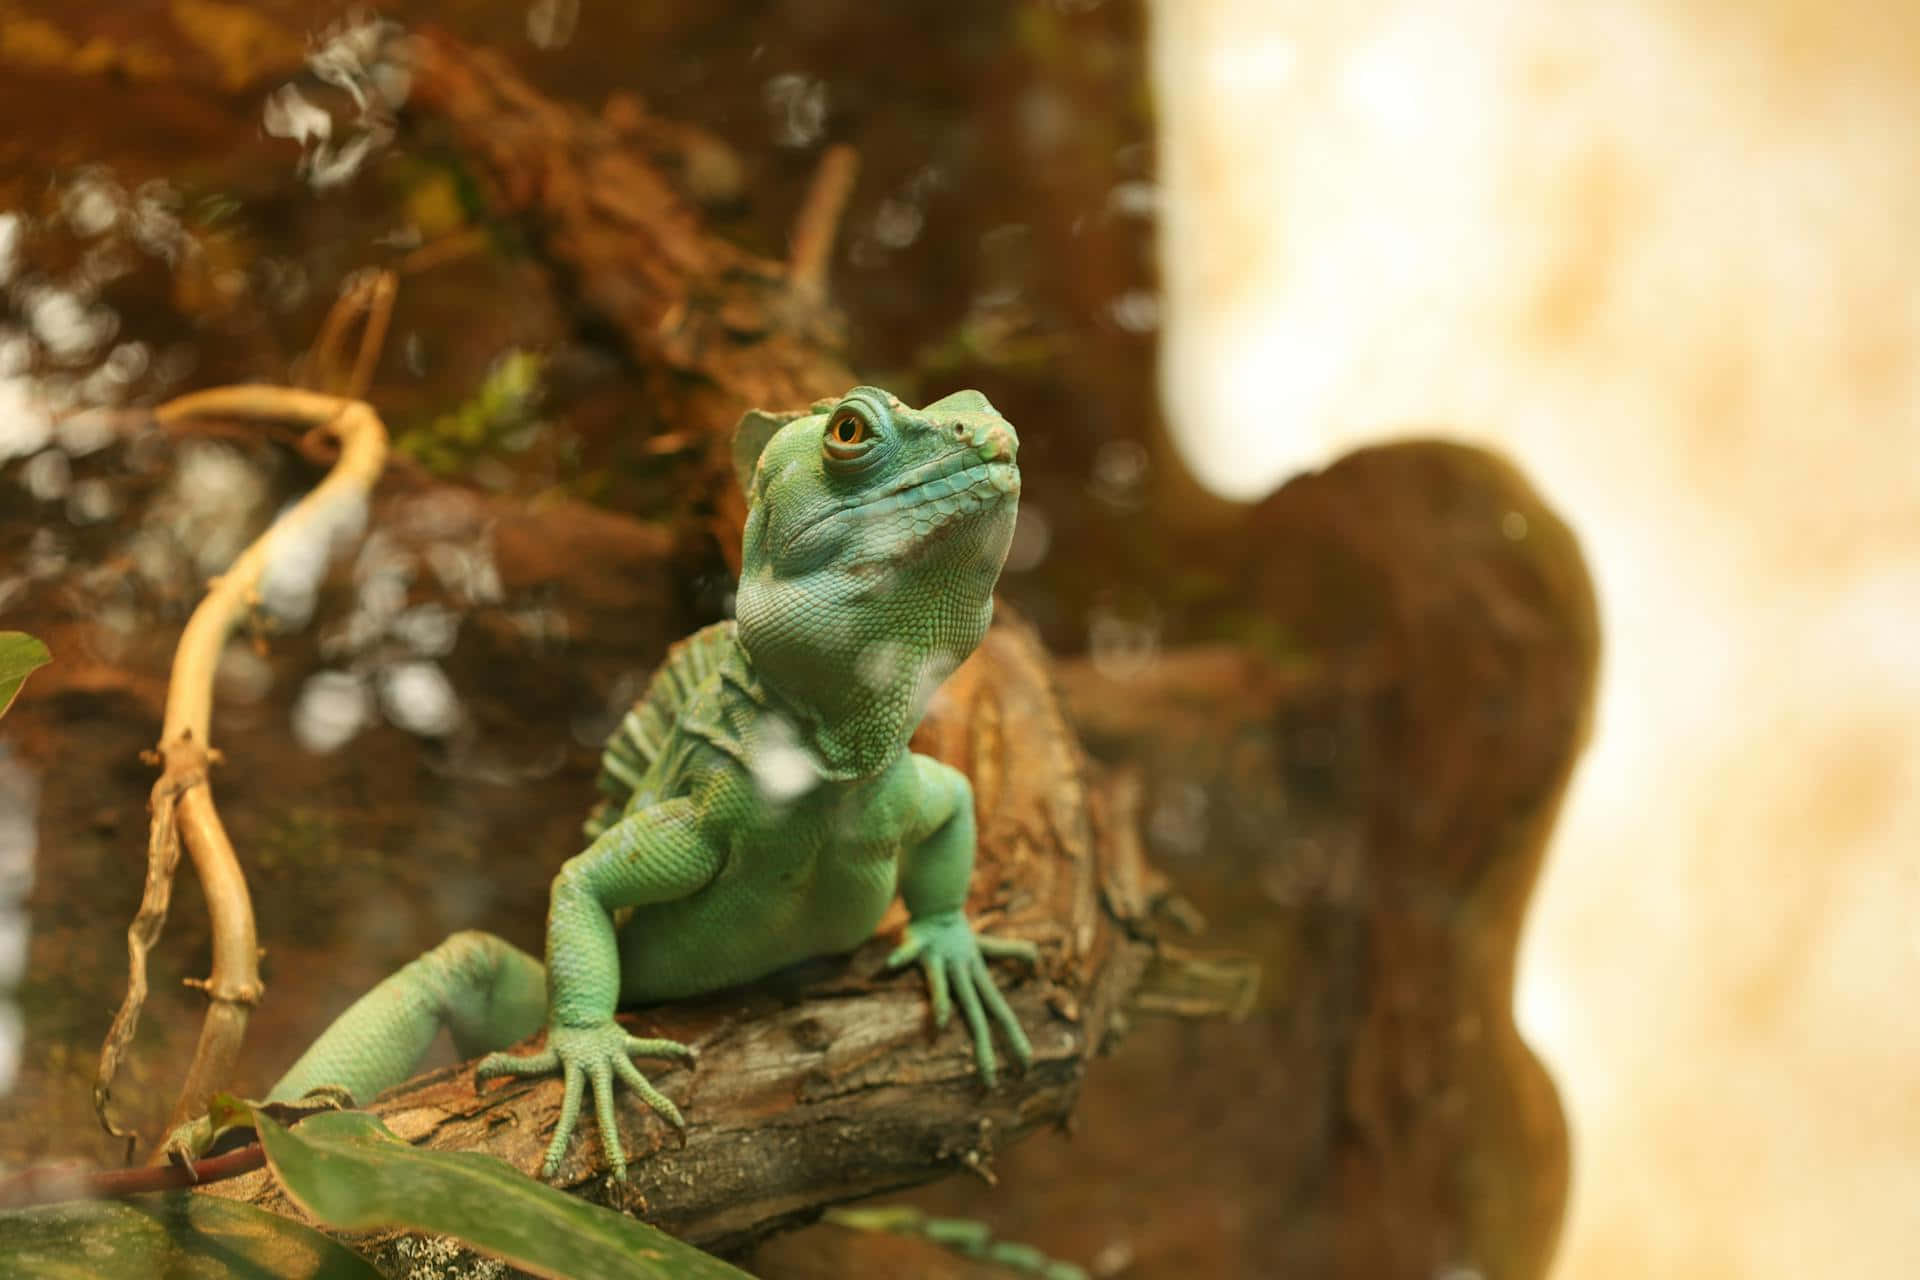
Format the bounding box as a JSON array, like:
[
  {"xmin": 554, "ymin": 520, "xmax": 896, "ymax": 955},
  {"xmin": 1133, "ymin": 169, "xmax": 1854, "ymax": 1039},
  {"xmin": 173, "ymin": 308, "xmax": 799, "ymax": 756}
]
[
  {"xmin": 887, "ymin": 912, "xmax": 1035, "ymax": 1087},
  {"xmin": 886, "ymin": 933, "xmax": 928, "ymax": 969},
  {"xmin": 975, "ymin": 935, "xmax": 1039, "ymax": 965},
  {"xmin": 474, "ymin": 1025, "xmax": 692, "ymax": 1181}
]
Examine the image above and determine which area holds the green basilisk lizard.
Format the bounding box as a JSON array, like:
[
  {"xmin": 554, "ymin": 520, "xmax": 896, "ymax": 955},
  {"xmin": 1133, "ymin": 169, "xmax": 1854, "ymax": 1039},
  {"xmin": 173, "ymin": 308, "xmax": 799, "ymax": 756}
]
[{"xmin": 266, "ymin": 386, "xmax": 1036, "ymax": 1180}]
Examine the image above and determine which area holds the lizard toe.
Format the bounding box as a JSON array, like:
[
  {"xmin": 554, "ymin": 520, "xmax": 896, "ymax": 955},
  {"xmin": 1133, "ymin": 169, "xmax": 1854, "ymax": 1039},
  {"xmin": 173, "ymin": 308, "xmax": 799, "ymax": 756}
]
[
  {"xmin": 476, "ymin": 1046, "xmax": 560, "ymax": 1084},
  {"xmin": 976, "ymin": 935, "xmax": 1039, "ymax": 966},
  {"xmin": 615, "ymin": 1053, "xmax": 686, "ymax": 1130},
  {"xmin": 625, "ymin": 1035, "xmax": 695, "ymax": 1064},
  {"xmin": 539, "ymin": 1060, "xmax": 588, "ymax": 1179}
]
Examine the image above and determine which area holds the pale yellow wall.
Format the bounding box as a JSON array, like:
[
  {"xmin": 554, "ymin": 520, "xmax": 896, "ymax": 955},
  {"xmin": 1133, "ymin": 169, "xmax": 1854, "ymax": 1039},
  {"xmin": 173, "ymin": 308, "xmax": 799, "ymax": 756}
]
[{"xmin": 1153, "ymin": 1, "xmax": 1920, "ymax": 1274}]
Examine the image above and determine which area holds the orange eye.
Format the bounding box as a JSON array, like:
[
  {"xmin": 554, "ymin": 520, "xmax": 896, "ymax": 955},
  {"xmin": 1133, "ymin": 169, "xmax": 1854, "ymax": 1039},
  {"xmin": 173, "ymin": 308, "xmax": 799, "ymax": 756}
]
[{"xmin": 828, "ymin": 412, "xmax": 869, "ymax": 446}]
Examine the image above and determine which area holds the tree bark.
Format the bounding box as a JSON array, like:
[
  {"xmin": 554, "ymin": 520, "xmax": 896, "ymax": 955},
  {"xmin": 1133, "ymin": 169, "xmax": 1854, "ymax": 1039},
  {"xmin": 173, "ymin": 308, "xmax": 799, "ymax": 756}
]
[{"xmin": 405, "ymin": 28, "xmax": 858, "ymax": 563}]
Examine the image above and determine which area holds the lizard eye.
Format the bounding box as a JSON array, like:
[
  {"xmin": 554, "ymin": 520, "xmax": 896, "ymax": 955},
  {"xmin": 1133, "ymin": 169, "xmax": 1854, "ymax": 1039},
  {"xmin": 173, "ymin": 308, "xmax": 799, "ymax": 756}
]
[
  {"xmin": 823, "ymin": 406, "xmax": 877, "ymax": 461},
  {"xmin": 830, "ymin": 412, "xmax": 868, "ymax": 445}
]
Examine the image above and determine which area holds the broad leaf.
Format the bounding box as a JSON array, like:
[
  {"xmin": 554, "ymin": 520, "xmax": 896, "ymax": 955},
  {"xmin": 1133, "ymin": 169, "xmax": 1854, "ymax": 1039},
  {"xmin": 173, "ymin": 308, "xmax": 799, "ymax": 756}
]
[
  {"xmin": 0, "ymin": 1192, "xmax": 381, "ymax": 1279},
  {"xmin": 164, "ymin": 1090, "xmax": 351, "ymax": 1166},
  {"xmin": 253, "ymin": 1107, "xmax": 749, "ymax": 1279},
  {"xmin": 0, "ymin": 632, "xmax": 50, "ymax": 722}
]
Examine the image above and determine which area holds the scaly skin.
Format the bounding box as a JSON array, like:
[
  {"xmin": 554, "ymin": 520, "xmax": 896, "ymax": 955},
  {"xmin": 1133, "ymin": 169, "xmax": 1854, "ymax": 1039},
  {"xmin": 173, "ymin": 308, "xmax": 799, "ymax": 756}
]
[{"xmin": 269, "ymin": 386, "xmax": 1036, "ymax": 1181}]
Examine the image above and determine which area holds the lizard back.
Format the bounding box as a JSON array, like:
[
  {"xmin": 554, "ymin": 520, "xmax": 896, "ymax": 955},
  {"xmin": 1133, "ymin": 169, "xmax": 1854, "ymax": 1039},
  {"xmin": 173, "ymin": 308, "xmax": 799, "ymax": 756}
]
[{"xmin": 584, "ymin": 620, "xmax": 740, "ymax": 840}]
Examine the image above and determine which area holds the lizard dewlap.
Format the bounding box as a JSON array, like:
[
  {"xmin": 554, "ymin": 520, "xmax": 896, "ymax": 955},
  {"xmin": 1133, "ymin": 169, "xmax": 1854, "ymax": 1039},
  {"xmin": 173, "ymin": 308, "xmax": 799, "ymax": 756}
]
[{"xmin": 268, "ymin": 386, "xmax": 1038, "ymax": 1181}]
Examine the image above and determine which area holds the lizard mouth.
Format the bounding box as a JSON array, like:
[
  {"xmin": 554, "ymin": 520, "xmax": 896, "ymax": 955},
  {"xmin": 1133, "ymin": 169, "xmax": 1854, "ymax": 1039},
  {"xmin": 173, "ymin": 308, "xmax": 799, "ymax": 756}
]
[
  {"xmin": 874, "ymin": 449, "xmax": 1014, "ymax": 499},
  {"xmin": 871, "ymin": 459, "xmax": 1019, "ymax": 519}
]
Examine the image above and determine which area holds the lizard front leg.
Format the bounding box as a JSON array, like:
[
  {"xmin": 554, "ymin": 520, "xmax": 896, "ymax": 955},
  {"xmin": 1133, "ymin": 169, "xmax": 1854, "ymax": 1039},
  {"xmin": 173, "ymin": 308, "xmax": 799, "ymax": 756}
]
[
  {"xmin": 885, "ymin": 755, "xmax": 1038, "ymax": 1085},
  {"xmin": 476, "ymin": 794, "xmax": 722, "ymax": 1180}
]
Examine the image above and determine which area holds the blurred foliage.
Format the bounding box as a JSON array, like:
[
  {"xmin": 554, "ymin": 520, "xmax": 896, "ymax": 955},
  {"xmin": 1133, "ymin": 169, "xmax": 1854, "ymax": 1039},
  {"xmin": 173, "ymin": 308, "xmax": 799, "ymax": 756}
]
[
  {"xmin": 254, "ymin": 807, "xmax": 348, "ymax": 876},
  {"xmin": 0, "ymin": 632, "xmax": 50, "ymax": 722},
  {"xmin": 826, "ymin": 1206, "xmax": 1089, "ymax": 1280},
  {"xmin": 915, "ymin": 307, "xmax": 1062, "ymax": 379},
  {"xmin": 253, "ymin": 1105, "xmax": 751, "ymax": 1278},
  {"xmin": 0, "ymin": 1099, "xmax": 756, "ymax": 1277},
  {"xmin": 396, "ymin": 349, "xmax": 547, "ymax": 478},
  {"xmin": 0, "ymin": 1192, "xmax": 383, "ymax": 1279}
]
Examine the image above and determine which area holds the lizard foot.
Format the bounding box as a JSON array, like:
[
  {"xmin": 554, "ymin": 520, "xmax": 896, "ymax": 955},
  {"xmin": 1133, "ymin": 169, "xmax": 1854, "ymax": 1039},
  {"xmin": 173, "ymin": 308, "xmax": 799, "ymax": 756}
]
[
  {"xmin": 475, "ymin": 1023, "xmax": 694, "ymax": 1181},
  {"xmin": 886, "ymin": 911, "xmax": 1038, "ymax": 1087}
]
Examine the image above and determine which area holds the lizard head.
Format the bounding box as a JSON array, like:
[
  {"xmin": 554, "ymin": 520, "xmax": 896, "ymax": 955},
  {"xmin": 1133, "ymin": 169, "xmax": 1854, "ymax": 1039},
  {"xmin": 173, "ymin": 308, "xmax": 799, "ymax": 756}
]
[{"xmin": 730, "ymin": 386, "xmax": 1020, "ymax": 751}]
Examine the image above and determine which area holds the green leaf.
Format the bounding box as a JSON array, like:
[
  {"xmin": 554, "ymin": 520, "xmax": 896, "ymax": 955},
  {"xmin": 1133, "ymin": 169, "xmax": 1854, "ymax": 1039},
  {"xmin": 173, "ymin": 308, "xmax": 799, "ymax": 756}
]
[
  {"xmin": 163, "ymin": 1090, "xmax": 351, "ymax": 1166},
  {"xmin": 0, "ymin": 1192, "xmax": 382, "ymax": 1279},
  {"xmin": 0, "ymin": 632, "xmax": 50, "ymax": 722},
  {"xmin": 253, "ymin": 1108, "xmax": 749, "ymax": 1279}
]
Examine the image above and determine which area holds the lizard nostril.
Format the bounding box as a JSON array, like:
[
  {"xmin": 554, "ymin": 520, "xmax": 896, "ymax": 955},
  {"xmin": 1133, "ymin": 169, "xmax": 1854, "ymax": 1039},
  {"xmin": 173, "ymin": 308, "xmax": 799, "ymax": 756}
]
[
  {"xmin": 975, "ymin": 425, "xmax": 1014, "ymax": 463},
  {"xmin": 952, "ymin": 423, "xmax": 968, "ymax": 439}
]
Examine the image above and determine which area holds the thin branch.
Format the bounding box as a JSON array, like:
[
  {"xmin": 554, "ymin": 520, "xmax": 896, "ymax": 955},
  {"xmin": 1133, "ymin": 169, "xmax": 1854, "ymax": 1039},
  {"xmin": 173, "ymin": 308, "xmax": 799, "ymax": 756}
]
[
  {"xmin": 397, "ymin": 226, "xmax": 489, "ymax": 277},
  {"xmin": 0, "ymin": 1144, "xmax": 267, "ymax": 1212},
  {"xmin": 787, "ymin": 143, "xmax": 860, "ymax": 300},
  {"xmin": 91, "ymin": 753, "xmax": 195, "ymax": 1158},
  {"xmin": 302, "ymin": 269, "xmax": 398, "ymax": 398},
  {"xmin": 341, "ymin": 272, "xmax": 396, "ymax": 400},
  {"xmin": 92, "ymin": 386, "xmax": 391, "ymax": 1153}
]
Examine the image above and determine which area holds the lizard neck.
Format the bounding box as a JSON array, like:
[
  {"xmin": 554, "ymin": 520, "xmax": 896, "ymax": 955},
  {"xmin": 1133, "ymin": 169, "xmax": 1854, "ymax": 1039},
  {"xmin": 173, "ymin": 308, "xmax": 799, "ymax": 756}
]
[
  {"xmin": 748, "ymin": 636, "xmax": 954, "ymax": 780},
  {"xmin": 733, "ymin": 541, "xmax": 997, "ymax": 782}
]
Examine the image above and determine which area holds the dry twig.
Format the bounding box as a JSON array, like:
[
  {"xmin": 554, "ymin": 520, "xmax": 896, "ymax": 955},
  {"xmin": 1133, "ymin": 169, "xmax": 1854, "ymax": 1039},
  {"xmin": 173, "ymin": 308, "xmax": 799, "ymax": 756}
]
[
  {"xmin": 301, "ymin": 269, "xmax": 398, "ymax": 399},
  {"xmin": 92, "ymin": 386, "xmax": 390, "ymax": 1151},
  {"xmin": 788, "ymin": 143, "xmax": 860, "ymax": 300},
  {"xmin": 93, "ymin": 274, "xmax": 399, "ymax": 1152}
]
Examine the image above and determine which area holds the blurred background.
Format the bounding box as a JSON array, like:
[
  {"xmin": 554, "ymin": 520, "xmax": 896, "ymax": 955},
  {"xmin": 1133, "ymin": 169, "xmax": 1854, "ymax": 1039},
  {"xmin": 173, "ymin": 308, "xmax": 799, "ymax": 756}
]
[
  {"xmin": 0, "ymin": 1, "xmax": 1914, "ymax": 1277},
  {"xmin": 1157, "ymin": 2, "xmax": 1920, "ymax": 1275}
]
